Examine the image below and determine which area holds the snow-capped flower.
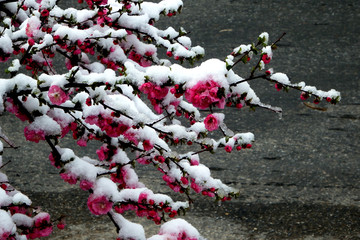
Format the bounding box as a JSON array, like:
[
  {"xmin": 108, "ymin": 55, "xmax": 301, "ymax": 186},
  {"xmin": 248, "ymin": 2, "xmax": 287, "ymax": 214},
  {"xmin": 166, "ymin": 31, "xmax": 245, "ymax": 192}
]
[
  {"xmin": 204, "ymin": 113, "xmax": 224, "ymax": 131},
  {"xmin": 142, "ymin": 140, "xmax": 154, "ymax": 151},
  {"xmin": 25, "ymin": 17, "xmax": 41, "ymax": 38},
  {"xmin": 24, "ymin": 126, "xmax": 45, "ymax": 142},
  {"xmin": 28, "ymin": 213, "xmax": 53, "ymax": 238},
  {"xmin": 60, "ymin": 172, "xmax": 77, "ymax": 185}
]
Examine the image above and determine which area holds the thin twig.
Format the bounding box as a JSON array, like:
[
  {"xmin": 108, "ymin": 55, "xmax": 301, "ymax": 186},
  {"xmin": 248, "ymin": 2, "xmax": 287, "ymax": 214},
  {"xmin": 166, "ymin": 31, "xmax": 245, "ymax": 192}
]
[
  {"xmin": 230, "ymin": 74, "xmax": 267, "ymax": 87},
  {"xmin": 0, "ymin": 126, "xmax": 18, "ymax": 149},
  {"xmin": 0, "ymin": 160, "xmax": 11, "ymax": 170}
]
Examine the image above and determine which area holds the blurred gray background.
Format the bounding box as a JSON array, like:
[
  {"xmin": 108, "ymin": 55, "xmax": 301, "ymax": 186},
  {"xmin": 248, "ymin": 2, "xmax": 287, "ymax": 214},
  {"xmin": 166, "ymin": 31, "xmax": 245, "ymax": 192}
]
[{"xmin": 1, "ymin": 0, "xmax": 359, "ymax": 239}]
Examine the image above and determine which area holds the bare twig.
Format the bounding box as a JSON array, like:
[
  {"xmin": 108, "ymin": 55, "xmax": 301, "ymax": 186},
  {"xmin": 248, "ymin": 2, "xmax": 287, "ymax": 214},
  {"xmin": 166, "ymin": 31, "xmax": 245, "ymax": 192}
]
[
  {"xmin": 0, "ymin": 160, "xmax": 11, "ymax": 169},
  {"xmin": 0, "ymin": 126, "xmax": 19, "ymax": 149}
]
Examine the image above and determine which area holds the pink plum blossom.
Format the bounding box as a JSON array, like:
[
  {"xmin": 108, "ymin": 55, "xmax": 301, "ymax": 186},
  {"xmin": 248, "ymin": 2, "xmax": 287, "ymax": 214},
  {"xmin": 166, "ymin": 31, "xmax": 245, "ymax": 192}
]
[
  {"xmin": 137, "ymin": 157, "xmax": 151, "ymax": 165},
  {"xmin": 57, "ymin": 221, "xmax": 66, "ymax": 230},
  {"xmin": 87, "ymin": 194, "xmax": 113, "ymax": 215},
  {"xmin": 65, "ymin": 58, "xmax": 73, "ymax": 70},
  {"xmin": 204, "ymin": 114, "xmax": 222, "ymax": 131},
  {"xmin": 138, "ymin": 192, "xmax": 148, "ymax": 203},
  {"xmin": 77, "ymin": 138, "xmax": 87, "ymax": 147},
  {"xmin": 128, "ymin": 50, "xmax": 152, "ymax": 67},
  {"xmin": 5, "ymin": 98, "xmax": 29, "ymax": 121},
  {"xmin": 139, "ymin": 82, "xmax": 169, "ymax": 100},
  {"xmin": 0, "ymin": 231, "xmax": 11, "ymax": 240},
  {"xmin": 180, "ymin": 176, "xmax": 189, "ymax": 185},
  {"xmin": 48, "ymin": 85, "xmax": 69, "ymax": 105},
  {"xmin": 262, "ymin": 54, "xmax": 271, "ymax": 64},
  {"xmin": 96, "ymin": 144, "xmax": 117, "ymax": 161},
  {"xmin": 60, "ymin": 172, "xmax": 77, "ymax": 185},
  {"xmin": 300, "ymin": 92, "xmax": 309, "ymax": 100},
  {"xmin": 28, "ymin": 213, "xmax": 53, "ymax": 239},
  {"xmin": 275, "ymin": 83, "xmax": 283, "ymax": 91},
  {"xmin": 190, "ymin": 179, "xmax": 202, "ymax": 193},
  {"xmin": 24, "ymin": 126, "xmax": 46, "ymax": 142},
  {"xmin": 28, "ymin": 38, "xmax": 35, "ymax": 46},
  {"xmin": 40, "ymin": 9, "xmax": 49, "ymax": 17},
  {"xmin": 49, "ymin": 152, "xmax": 60, "ymax": 168},
  {"xmin": 142, "ymin": 139, "xmax": 153, "ymax": 151},
  {"xmin": 236, "ymin": 103, "xmax": 243, "ymax": 109},
  {"xmin": 185, "ymin": 79, "xmax": 225, "ymax": 109},
  {"xmin": 190, "ymin": 158, "xmax": 199, "ymax": 166},
  {"xmin": 25, "ymin": 17, "xmax": 41, "ymax": 38},
  {"xmin": 80, "ymin": 180, "xmax": 94, "ymax": 191}
]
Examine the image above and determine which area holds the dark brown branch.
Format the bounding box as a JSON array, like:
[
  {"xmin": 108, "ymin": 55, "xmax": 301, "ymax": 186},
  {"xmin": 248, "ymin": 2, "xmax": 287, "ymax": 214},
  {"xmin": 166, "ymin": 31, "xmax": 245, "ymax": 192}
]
[
  {"xmin": 230, "ymin": 74, "xmax": 267, "ymax": 87},
  {"xmin": 107, "ymin": 211, "xmax": 120, "ymax": 233},
  {"xmin": 231, "ymin": 32, "xmax": 286, "ymax": 70}
]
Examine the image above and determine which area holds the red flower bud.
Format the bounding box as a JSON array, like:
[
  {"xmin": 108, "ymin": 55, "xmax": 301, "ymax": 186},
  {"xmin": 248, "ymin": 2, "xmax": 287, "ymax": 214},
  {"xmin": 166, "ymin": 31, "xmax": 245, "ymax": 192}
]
[
  {"xmin": 236, "ymin": 103, "xmax": 243, "ymax": 109},
  {"xmin": 41, "ymin": 9, "xmax": 50, "ymax": 17},
  {"xmin": 300, "ymin": 92, "xmax": 309, "ymax": 100},
  {"xmin": 86, "ymin": 98, "xmax": 92, "ymax": 106},
  {"xmin": 224, "ymin": 145, "xmax": 232, "ymax": 153},
  {"xmin": 166, "ymin": 51, "xmax": 173, "ymax": 57},
  {"xmin": 262, "ymin": 54, "xmax": 271, "ymax": 64},
  {"xmin": 28, "ymin": 38, "xmax": 35, "ymax": 46},
  {"xmin": 275, "ymin": 83, "xmax": 283, "ymax": 91}
]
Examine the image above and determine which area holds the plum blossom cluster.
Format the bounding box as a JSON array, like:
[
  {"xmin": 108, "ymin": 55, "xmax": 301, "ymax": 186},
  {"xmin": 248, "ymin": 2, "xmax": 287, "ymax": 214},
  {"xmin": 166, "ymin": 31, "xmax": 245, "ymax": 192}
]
[
  {"xmin": 0, "ymin": 0, "xmax": 340, "ymax": 239},
  {"xmin": 0, "ymin": 141, "xmax": 66, "ymax": 240}
]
